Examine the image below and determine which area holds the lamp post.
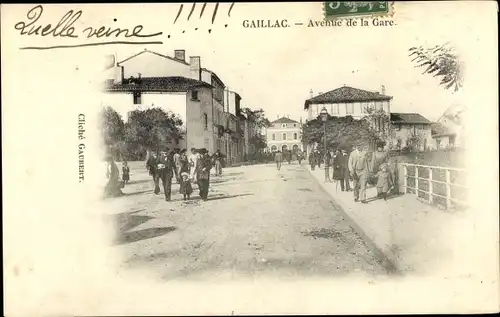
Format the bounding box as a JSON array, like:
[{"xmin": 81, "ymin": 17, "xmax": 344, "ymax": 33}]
[{"xmin": 320, "ymin": 107, "xmax": 328, "ymax": 153}]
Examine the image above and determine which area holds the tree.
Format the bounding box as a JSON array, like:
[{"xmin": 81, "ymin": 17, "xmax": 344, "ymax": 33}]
[
  {"xmin": 99, "ymin": 106, "xmax": 125, "ymax": 158},
  {"xmin": 241, "ymin": 107, "xmax": 272, "ymax": 129},
  {"xmin": 124, "ymin": 108, "xmax": 183, "ymax": 159},
  {"xmin": 249, "ymin": 134, "xmax": 267, "ymax": 151},
  {"xmin": 409, "ymin": 43, "xmax": 463, "ymax": 92},
  {"xmin": 302, "ymin": 115, "xmax": 381, "ymax": 151}
]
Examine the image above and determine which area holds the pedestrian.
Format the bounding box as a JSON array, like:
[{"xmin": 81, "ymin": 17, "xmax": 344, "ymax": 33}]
[
  {"xmin": 189, "ymin": 147, "xmax": 200, "ymax": 180},
  {"xmin": 213, "ymin": 149, "xmax": 224, "ymax": 176},
  {"xmin": 179, "ymin": 172, "xmax": 193, "ymax": 200},
  {"xmin": 274, "ymin": 150, "xmax": 283, "ymax": 170},
  {"xmin": 122, "ymin": 161, "xmax": 130, "ymax": 185},
  {"xmin": 178, "ymin": 149, "xmax": 190, "ymax": 174},
  {"xmin": 387, "ymin": 152, "xmax": 399, "ymax": 195},
  {"xmin": 316, "ymin": 150, "xmax": 322, "ymax": 169},
  {"xmin": 287, "ymin": 150, "xmax": 292, "ymax": 164},
  {"xmin": 338, "ymin": 149, "xmax": 351, "ymax": 191},
  {"xmin": 104, "ymin": 155, "xmax": 123, "ymax": 198},
  {"xmin": 297, "ymin": 151, "xmax": 303, "ymax": 165},
  {"xmin": 195, "ymin": 148, "xmax": 212, "ymax": 201},
  {"xmin": 376, "ymin": 163, "xmax": 393, "ymax": 201},
  {"xmin": 351, "ymin": 145, "xmax": 370, "ymax": 203},
  {"xmin": 324, "ymin": 149, "xmax": 332, "ymax": 183},
  {"xmin": 370, "ymin": 143, "xmax": 388, "ymax": 178},
  {"xmin": 173, "ymin": 148, "xmax": 181, "ymax": 184},
  {"xmin": 309, "ymin": 151, "xmax": 316, "ymax": 170},
  {"xmin": 332, "ymin": 149, "xmax": 343, "ymax": 185},
  {"xmin": 153, "ymin": 150, "xmax": 175, "ymax": 201},
  {"xmin": 348, "ymin": 145, "xmax": 366, "ymax": 203}
]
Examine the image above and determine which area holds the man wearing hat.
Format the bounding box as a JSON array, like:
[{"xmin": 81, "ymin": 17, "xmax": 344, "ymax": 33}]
[
  {"xmin": 153, "ymin": 149, "xmax": 175, "ymax": 201},
  {"xmin": 195, "ymin": 148, "xmax": 213, "ymax": 201}
]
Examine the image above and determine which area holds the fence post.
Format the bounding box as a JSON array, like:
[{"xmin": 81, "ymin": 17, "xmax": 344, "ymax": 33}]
[
  {"xmin": 403, "ymin": 164, "xmax": 408, "ymax": 194},
  {"xmin": 415, "ymin": 166, "xmax": 419, "ymax": 197},
  {"xmin": 428, "ymin": 168, "xmax": 433, "ymax": 204},
  {"xmin": 445, "ymin": 169, "xmax": 452, "ymax": 209}
]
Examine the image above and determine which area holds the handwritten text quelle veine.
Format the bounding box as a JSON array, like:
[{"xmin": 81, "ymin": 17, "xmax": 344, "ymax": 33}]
[{"xmin": 14, "ymin": 5, "xmax": 163, "ymax": 49}]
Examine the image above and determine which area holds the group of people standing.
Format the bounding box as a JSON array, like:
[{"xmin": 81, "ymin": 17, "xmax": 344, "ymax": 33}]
[
  {"xmin": 319, "ymin": 144, "xmax": 399, "ymax": 203},
  {"xmin": 146, "ymin": 147, "xmax": 224, "ymax": 201}
]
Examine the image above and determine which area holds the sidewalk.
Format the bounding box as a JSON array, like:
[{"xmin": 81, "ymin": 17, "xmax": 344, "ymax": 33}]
[{"xmin": 308, "ymin": 167, "xmax": 468, "ymax": 275}]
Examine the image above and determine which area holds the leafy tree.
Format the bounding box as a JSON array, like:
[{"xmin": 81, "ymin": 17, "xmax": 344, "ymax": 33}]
[
  {"xmin": 409, "ymin": 43, "xmax": 463, "ymax": 92},
  {"xmin": 124, "ymin": 108, "xmax": 183, "ymax": 159},
  {"xmin": 302, "ymin": 115, "xmax": 381, "ymax": 151},
  {"xmin": 241, "ymin": 107, "xmax": 272, "ymax": 129},
  {"xmin": 249, "ymin": 134, "xmax": 267, "ymax": 151},
  {"xmin": 99, "ymin": 106, "xmax": 125, "ymax": 158}
]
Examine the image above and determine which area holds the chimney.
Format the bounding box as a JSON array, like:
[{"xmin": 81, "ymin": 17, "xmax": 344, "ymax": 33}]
[
  {"xmin": 318, "ymin": 92, "xmax": 323, "ymax": 96},
  {"xmin": 309, "ymin": 89, "xmax": 313, "ymax": 99},
  {"xmin": 189, "ymin": 56, "xmax": 201, "ymax": 80},
  {"xmin": 174, "ymin": 49, "xmax": 186, "ymax": 62},
  {"xmin": 381, "ymin": 85, "xmax": 386, "ymax": 95},
  {"xmin": 114, "ymin": 65, "xmax": 124, "ymax": 84}
]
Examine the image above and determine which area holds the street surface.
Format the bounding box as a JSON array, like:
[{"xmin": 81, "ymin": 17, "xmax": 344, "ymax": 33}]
[{"xmin": 105, "ymin": 162, "xmax": 387, "ymax": 281}]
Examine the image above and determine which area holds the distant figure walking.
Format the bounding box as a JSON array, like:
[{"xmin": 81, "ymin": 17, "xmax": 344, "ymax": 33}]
[
  {"xmin": 213, "ymin": 149, "xmax": 224, "ymax": 176},
  {"xmin": 297, "ymin": 151, "xmax": 303, "ymax": 165},
  {"xmin": 309, "ymin": 150, "xmax": 317, "ymax": 170},
  {"xmin": 274, "ymin": 150, "xmax": 283, "ymax": 171},
  {"xmin": 104, "ymin": 155, "xmax": 123, "ymax": 198},
  {"xmin": 122, "ymin": 161, "xmax": 130, "ymax": 185},
  {"xmin": 173, "ymin": 148, "xmax": 181, "ymax": 184},
  {"xmin": 287, "ymin": 150, "xmax": 292, "ymax": 164}
]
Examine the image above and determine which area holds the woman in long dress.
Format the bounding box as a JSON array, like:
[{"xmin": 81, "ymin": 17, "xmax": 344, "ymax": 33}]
[{"xmin": 104, "ymin": 155, "xmax": 123, "ymax": 198}]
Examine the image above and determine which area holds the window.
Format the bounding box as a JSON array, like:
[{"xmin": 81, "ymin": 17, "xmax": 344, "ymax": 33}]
[
  {"xmin": 293, "ymin": 132, "xmax": 298, "ymax": 140},
  {"xmin": 133, "ymin": 92, "xmax": 142, "ymax": 104},
  {"xmin": 282, "ymin": 124, "xmax": 287, "ymax": 128},
  {"xmin": 191, "ymin": 90, "xmax": 199, "ymax": 101},
  {"xmin": 397, "ymin": 124, "xmax": 401, "ymax": 131},
  {"xmin": 293, "ymin": 124, "xmax": 297, "ymax": 127},
  {"xmin": 346, "ymin": 103, "xmax": 354, "ymax": 114},
  {"xmin": 203, "ymin": 113, "xmax": 208, "ymax": 130},
  {"xmin": 272, "ymin": 133, "xmax": 276, "ymax": 141},
  {"xmin": 282, "ymin": 133, "xmax": 287, "ymax": 140}
]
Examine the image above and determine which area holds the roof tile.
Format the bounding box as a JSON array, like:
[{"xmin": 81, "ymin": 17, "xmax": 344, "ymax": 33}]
[
  {"xmin": 304, "ymin": 86, "xmax": 392, "ymax": 109},
  {"xmin": 390, "ymin": 113, "xmax": 431, "ymax": 124},
  {"xmin": 104, "ymin": 76, "xmax": 211, "ymax": 92}
]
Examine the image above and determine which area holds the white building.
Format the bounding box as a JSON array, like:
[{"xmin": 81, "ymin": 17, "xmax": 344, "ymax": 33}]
[
  {"xmin": 266, "ymin": 117, "xmax": 303, "ymax": 153},
  {"xmin": 431, "ymin": 104, "xmax": 467, "ymax": 150}
]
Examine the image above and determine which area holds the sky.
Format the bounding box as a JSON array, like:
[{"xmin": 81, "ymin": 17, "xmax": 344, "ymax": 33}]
[
  {"xmin": 82, "ymin": 1, "xmax": 473, "ymax": 122},
  {"xmin": 6, "ymin": 2, "xmax": 486, "ymax": 123}
]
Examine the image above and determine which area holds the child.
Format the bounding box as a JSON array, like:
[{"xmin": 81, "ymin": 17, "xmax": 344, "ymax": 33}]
[
  {"xmin": 376, "ymin": 163, "xmax": 393, "ymax": 201},
  {"xmin": 122, "ymin": 161, "xmax": 130, "ymax": 185},
  {"xmin": 179, "ymin": 172, "xmax": 193, "ymax": 200}
]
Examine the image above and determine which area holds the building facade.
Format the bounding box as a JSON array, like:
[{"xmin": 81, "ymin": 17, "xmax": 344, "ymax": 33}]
[
  {"xmin": 431, "ymin": 104, "xmax": 466, "ymax": 150},
  {"xmin": 304, "ymin": 86, "xmax": 392, "ymax": 154},
  {"xmin": 390, "ymin": 113, "xmax": 433, "ymax": 151},
  {"xmin": 266, "ymin": 117, "xmax": 303, "ymax": 153},
  {"xmin": 103, "ymin": 49, "xmax": 241, "ymax": 154}
]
